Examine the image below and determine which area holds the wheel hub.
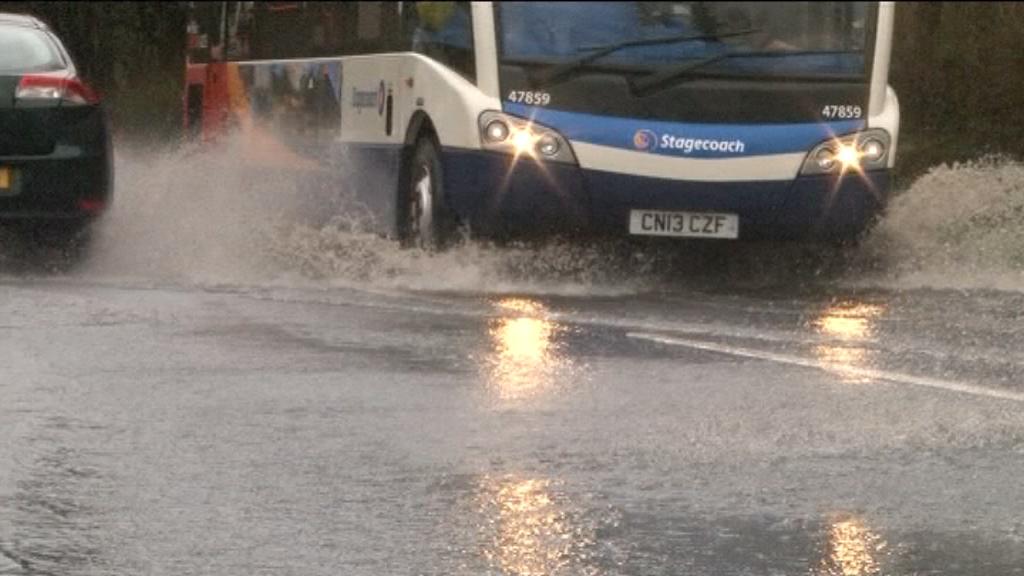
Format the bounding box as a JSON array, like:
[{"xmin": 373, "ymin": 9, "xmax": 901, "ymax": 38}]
[{"xmin": 410, "ymin": 164, "xmax": 434, "ymax": 246}]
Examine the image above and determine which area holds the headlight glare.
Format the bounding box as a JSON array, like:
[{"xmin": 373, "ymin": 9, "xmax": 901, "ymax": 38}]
[
  {"xmin": 801, "ymin": 129, "xmax": 891, "ymax": 175},
  {"xmin": 835, "ymin": 143, "xmax": 862, "ymax": 172},
  {"xmin": 511, "ymin": 128, "xmax": 536, "ymax": 154},
  {"xmin": 478, "ymin": 110, "xmax": 577, "ymax": 164}
]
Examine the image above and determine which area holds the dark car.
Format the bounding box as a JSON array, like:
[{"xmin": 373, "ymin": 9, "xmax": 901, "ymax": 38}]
[{"xmin": 0, "ymin": 13, "xmax": 111, "ymax": 254}]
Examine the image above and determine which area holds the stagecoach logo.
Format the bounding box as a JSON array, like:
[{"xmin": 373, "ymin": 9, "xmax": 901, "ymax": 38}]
[
  {"xmin": 352, "ymin": 85, "xmax": 379, "ymax": 112},
  {"xmin": 633, "ymin": 129, "xmax": 658, "ymax": 151},
  {"xmin": 632, "ymin": 128, "xmax": 747, "ymax": 155}
]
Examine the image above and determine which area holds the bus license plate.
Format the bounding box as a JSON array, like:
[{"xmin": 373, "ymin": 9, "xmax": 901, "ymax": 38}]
[
  {"xmin": 0, "ymin": 167, "xmax": 10, "ymax": 191},
  {"xmin": 629, "ymin": 210, "xmax": 739, "ymax": 239}
]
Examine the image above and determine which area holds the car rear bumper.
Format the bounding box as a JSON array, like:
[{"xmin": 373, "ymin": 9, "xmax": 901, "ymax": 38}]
[
  {"xmin": 0, "ymin": 143, "xmax": 111, "ymax": 220},
  {"xmin": 443, "ymin": 149, "xmax": 889, "ymax": 241}
]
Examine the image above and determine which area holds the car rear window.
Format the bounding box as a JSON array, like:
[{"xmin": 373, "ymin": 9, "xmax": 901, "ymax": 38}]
[{"xmin": 0, "ymin": 24, "xmax": 64, "ymax": 73}]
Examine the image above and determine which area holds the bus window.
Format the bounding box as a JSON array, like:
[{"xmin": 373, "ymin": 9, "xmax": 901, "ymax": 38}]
[
  {"xmin": 404, "ymin": 1, "xmax": 475, "ymax": 81},
  {"xmin": 243, "ymin": 2, "xmax": 399, "ymax": 59}
]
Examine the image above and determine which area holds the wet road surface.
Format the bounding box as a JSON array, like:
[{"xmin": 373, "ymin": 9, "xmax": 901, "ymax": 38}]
[{"xmin": 1, "ymin": 275, "xmax": 1024, "ymax": 575}]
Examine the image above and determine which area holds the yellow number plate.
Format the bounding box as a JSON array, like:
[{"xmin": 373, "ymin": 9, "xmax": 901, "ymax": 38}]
[{"xmin": 0, "ymin": 167, "xmax": 10, "ymax": 190}]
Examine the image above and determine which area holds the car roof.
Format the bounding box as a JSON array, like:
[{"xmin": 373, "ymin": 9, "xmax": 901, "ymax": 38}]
[{"xmin": 0, "ymin": 12, "xmax": 51, "ymax": 30}]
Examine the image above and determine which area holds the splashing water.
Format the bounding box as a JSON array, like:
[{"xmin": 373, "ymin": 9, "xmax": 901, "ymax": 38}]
[
  {"xmin": 40, "ymin": 136, "xmax": 1024, "ymax": 296},
  {"xmin": 261, "ymin": 224, "xmax": 650, "ymax": 295},
  {"xmin": 81, "ymin": 136, "xmax": 650, "ymax": 295},
  {"xmin": 85, "ymin": 136, "xmax": 333, "ymax": 285},
  {"xmin": 854, "ymin": 155, "xmax": 1024, "ymax": 292}
]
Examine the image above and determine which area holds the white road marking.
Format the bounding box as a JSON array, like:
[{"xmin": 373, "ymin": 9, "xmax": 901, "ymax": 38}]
[{"xmin": 627, "ymin": 332, "xmax": 1024, "ymax": 403}]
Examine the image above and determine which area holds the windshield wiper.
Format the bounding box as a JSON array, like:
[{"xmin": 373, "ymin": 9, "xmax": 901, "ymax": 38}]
[
  {"xmin": 530, "ymin": 28, "xmax": 763, "ymax": 88},
  {"xmin": 630, "ymin": 49, "xmax": 855, "ymax": 95}
]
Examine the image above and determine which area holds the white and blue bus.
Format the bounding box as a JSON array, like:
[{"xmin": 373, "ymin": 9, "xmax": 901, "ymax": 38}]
[{"xmin": 185, "ymin": 1, "xmax": 897, "ymax": 247}]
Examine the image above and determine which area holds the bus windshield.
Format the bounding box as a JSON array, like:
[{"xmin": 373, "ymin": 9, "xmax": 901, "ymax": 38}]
[{"xmin": 496, "ymin": 2, "xmax": 871, "ymax": 81}]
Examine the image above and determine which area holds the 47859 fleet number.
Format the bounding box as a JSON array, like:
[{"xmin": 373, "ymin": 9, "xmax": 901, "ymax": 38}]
[
  {"xmin": 507, "ymin": 90, "xmax": 551, "ymax": 106},
  {"xmin": 821, "ymin": 104, "xmax": 863, "ymax": 119}
]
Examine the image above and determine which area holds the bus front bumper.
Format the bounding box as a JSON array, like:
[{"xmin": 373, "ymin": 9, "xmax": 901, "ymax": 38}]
[{"xmin": 443, "ymin": 149, "xmax": 890, "ymax": 241}]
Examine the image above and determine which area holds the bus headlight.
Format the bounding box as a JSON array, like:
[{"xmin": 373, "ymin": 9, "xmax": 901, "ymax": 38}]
[
  {"xmin": 484, "ymin": 119, "xmax": 510, "ymax": 144},
  {"xmin": 814, "ymin": 147, "xmax": 838, "ymax": 172},
  {"xmin": 801, "ymin": 129, "xmax": 891, "ymax": 175},
  {"xmin": 859, "ymin": 137, "xmax": 886, "ymax": 162},
  {"xmin": 478, "ymin": 111, "xmax": 577, "ymax": 164},
  {"xmin": 536, "ymin": 134, "xmax": 560, "ymax": 157}
]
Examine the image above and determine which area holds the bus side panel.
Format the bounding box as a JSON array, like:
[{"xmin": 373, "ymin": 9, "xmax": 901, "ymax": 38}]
[
  {"xmin": 181, "ymin": 53, "xmax": 501, "ymax": 236},
  {"xmin": 334, "ymin": 55, "xmax": 408, "ymax": 236},
  {"xmin": 339, "ymin": 56, "xmax": 493, "ymax": 149},
  {"xmin": 338, "ymin": 53, "xmax": 500, "ymax": 236}
]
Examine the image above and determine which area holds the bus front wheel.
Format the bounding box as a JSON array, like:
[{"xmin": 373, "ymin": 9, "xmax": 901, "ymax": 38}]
[{"xmin": 400, "ymin": 137, "xmax": 456, "ymax": 250}]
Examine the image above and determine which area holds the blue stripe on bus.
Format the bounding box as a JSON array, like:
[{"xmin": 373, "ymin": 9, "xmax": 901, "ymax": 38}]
[{"xmin": 502, "ymin": 102, "xmax": 865, "ymax": 158}]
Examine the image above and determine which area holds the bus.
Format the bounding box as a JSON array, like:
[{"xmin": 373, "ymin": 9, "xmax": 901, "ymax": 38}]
[{"xmin": 184, "ymin": 2, "xmax": 898, "ymax": 247}]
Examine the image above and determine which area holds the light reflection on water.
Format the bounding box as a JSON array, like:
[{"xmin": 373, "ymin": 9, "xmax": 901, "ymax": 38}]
[
  {"xmin": 483, "ymin": 298, "xmax": 576, "ymax": 401},
  {"xmin": 812, "ymin": 301, "xmax": 886, "ymax": 383},
  {"xmin": 817, "ymin": 516, "xmax": 887, "ymax": 576},
  {"xmin": 475, "ymin": 475, "xmax": 599, "ymax": 576},
  {"xmin": 812, "ymin": 345, "xmax": 872, "ymax": 383}
]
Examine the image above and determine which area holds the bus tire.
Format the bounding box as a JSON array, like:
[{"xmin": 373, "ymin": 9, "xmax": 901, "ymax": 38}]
[{"xmin": 400, "ymin": 136, "xmax": 456, "ymax": 250}]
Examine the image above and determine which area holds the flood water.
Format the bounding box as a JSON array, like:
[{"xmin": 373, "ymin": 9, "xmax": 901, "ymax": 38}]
[{"xmin": 1, "ymin": 144, "xmax": 1023, "ymax": 575}]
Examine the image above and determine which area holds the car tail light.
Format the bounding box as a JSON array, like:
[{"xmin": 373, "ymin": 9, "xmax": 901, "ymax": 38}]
[
  {"xmin": 63, "ymin": 78, "xmax": 99, "ymax": 105},
  {"xmin": 15, "ymin": 75, "xmax": 100, "ymax": 106}
]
